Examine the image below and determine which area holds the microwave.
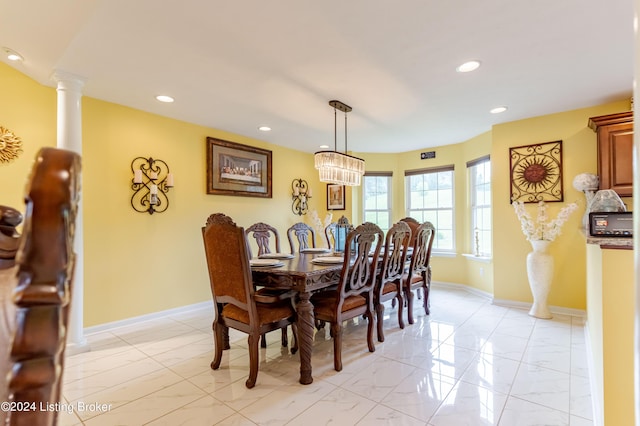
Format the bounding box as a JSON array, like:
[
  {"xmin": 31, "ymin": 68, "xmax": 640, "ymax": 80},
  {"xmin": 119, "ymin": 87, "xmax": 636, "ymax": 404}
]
[{"xmin": 589, "ymin": 212, "xmax": 633, "ymax": 238}]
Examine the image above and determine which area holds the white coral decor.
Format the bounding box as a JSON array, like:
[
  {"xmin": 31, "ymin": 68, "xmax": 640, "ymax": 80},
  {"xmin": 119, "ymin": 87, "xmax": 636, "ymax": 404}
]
[
  {"xmin": 513, "ymin": 201, "xmax": 578, "ymax": 242},
  {"xmin": 572, "ymin": 173, "xmax": 599, "ymax": 192}
]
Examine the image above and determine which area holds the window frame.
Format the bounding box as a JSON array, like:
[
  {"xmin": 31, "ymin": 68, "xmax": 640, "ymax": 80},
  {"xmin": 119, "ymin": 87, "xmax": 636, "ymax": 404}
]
[
  {"xmin": 467, "ymin": 155, "xmax": 491, "ymax": 257},
  {"xmin": 362, "ymin": 172, "xmax": 393, "ymax": 232},
  {"xmin": 404, "ymin": 165, "xmax": 455, "ymax": 253}
]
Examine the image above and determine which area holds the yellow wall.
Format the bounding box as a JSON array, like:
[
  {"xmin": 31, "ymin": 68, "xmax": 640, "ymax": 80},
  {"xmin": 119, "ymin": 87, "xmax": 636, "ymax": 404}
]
[
  {"xmin": 0, "ymin": 63, "xmax": 57, "ymax": 209},
  {"xmin": 587, "ymin": 245, "xmax": 635, "ymax": 426},
  {"xmin": 81, "ymin": 100, "xmax": 337, "ymax": 326},
  {"xmin": 355, "ymin": 131, "xmax": 494, "ymax": 293},
  {"xmin": 0, "ymin": 63, "xmax": 331, "ymax": 326},
  {"xmin": 1, "ymin": 60, "xmax": 633, "ymax": 325},
  {"xmin": 491, "ymin": 100, "xmax": 631, "ymax": 309}
]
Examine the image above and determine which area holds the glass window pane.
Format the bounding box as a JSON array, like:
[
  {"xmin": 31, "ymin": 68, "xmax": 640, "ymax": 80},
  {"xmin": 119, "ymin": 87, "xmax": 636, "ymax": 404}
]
[{"xmin": 468, "ymin": 160, "xmax": 491, "ymax": 256}]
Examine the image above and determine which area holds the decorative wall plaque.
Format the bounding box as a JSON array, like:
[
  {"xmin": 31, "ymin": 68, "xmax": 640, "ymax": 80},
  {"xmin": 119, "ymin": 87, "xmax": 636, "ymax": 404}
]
[
  {"xmin": 0, "ymin": 126, "xmax": 23, "ymax": 164},
  {"xmin": 510, "ymin": 140, "xmax": 563, "ymax": 203}
]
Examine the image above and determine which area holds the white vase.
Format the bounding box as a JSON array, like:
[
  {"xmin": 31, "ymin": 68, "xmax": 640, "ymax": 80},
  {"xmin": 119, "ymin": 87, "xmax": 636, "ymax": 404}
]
[
  {"xmin": 581, "ymin": 189, "xmax": 597, "ymax": 230},
  {"xmin": 526, "ymin": 240, "xmax": 553, "ymax": 319}
]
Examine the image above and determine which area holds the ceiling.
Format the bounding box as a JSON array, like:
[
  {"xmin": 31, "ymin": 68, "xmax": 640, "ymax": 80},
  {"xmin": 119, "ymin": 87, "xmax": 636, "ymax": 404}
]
[{"xmin": 0, "ymin": 0, "xmax": 634, "ymax": 154}]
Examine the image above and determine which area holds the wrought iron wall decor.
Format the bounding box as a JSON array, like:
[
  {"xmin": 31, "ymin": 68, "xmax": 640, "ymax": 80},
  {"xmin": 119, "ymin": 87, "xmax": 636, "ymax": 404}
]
[
  {"xmin": 131, "ymin": 157, "xmax": 174, "ymax": 214},
  {"xmin": 291, "ymin": 178, "xmax": 312, "ymax": 215},
  {"xmin": 509, "ymin": 140, "xmax": 563, "ymax": 203}
]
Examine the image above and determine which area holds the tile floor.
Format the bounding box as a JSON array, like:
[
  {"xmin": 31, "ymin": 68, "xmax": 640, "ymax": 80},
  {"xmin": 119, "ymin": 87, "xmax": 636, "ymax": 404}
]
[{"xmin": 59, "ymin": 285, "xmax": 594, "ymax": 425}]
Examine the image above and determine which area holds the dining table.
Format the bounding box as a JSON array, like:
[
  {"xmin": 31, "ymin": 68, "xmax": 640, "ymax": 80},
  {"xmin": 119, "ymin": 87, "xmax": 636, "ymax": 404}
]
[{"xmin": 251, "ymin": 250, "xmax": 344, "ymax": 385}]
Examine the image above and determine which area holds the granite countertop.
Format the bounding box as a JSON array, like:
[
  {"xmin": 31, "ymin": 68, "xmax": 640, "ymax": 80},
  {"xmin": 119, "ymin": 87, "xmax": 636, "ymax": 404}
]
[{"xmin": 585, "ymin": 233, "xmax": 633, "ymax": 248}]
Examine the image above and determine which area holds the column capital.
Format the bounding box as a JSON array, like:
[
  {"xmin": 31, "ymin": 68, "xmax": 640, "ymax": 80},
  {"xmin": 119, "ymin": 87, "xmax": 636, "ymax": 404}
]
[{"xmin": 50, "ymin": 69, "xmax": 86, "ymax": 92}]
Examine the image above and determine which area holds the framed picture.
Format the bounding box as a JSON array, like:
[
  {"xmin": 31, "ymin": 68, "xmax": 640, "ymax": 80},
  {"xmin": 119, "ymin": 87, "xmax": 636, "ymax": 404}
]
[
  {"xmin": 510, "ymin": 140, "xmax": 563, "ymax": 203},
  {"xmin": 326, "ymin": 184, "xmax": 345, "ymax": 210},
  {"xmin": 206, "ymin": 137, "xmax": 272, "ymax": 198}
]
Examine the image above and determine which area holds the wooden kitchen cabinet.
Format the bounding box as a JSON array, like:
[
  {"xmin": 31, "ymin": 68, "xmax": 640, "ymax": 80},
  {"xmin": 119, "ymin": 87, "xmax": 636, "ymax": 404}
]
[{"xmin": 588, "ymin": 111, "xmax": 634, "ymax": 197}]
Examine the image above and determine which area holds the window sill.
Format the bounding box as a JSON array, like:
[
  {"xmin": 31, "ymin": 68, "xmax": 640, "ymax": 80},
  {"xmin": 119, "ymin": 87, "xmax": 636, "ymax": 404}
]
[
  {"xmin": 462, "ymin": 253, "xmax": 492, "ymax": 263},
  {"xmin": 432, "ymin": 251, "xmax": 457, "ymax": 258}
]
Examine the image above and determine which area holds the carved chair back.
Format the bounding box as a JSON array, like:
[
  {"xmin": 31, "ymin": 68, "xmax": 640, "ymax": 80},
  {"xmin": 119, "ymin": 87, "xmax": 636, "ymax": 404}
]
[
  {"xmin": 245, "ymin": 222, "xmax": 281, "ymax": 257},
  {"xmin": 337, "ymin": 222, "xmax": 384, "ymax": 309},
  {"xmin": 287, "ymin": 222, "xmax": 316, "ymax": 253}
]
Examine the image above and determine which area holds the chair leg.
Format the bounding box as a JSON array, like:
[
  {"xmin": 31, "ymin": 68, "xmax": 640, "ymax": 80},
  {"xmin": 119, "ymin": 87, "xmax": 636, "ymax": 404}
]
[
  {"xmin": 223, "ymin": 325, "xmax": 231, "ymax": 350},
  {"xmin": 375, "ymin": 302, "xmax": 385, "ymax": 342},
  {"xmin": 406, "ymin": 288, "xmax": 415, "ymax": 324},
  {"xmin": 246, "ymin": 333, "xmax": 260, "ymax": 389},
  {"xmin": 281, "ymin": 327, "xmax": 288, "ymax": 347},
  {"xmin": 365, "ymin": 311, "xmax": 376, "ymax": 353},
  {"xmin": 260, "ymin": 333, "xmax": 267, "ymax": 348},
  {"xmin": 290, "ymin": 323, "xmax": 298, "ymax": 354},
  {"xmin": 211, "ymin": 322, "xmax": 224, "ymax": 370},
  {"xmin": 396, "ymin": 292, "xmax": 405, "ymax": 329},
  {"xmin": 331, "ymin": 322, "xmax": 343, "ymax": 371},
  {"xmin": 423, "ymin": 282, "xmax": 431, "ymax": 315}
]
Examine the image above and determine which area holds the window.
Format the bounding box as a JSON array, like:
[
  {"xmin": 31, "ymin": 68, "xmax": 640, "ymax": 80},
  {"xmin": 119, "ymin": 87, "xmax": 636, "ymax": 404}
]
[
  {"xmin": 405, "ymin": 165, "xmax": 454, "ymax": 251},
  {"xmin": 363, "ymin": 173, "xmax": 392, "ymax": 232},
  {"xmin": 468, "ymin": 156, "xmax": 491, "ymax": 256}
]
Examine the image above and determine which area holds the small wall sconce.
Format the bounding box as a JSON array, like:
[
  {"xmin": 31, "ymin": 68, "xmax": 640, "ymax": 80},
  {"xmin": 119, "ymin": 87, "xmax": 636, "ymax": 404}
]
[
  {"xmin": 291, "ymin": 178, "xmax": 312, "ymax": 215},
  {"xmin": 131, "ymin": 157, "xmax": 174, "ymax": 215}
]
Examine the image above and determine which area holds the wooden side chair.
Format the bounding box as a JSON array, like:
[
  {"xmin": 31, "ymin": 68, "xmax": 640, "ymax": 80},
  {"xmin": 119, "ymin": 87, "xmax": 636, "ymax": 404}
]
[
  {"xmin": 398, "ymin": 216, "xmax": 423, "ymax": 303},
  {"xmin": 399, "ymin": 217, "xmax": 420, "ymax": 243},
  {"xmin": 311, "ymin": 222, "xmax": 383, "ymax": 371},
  {"xmin": 287, "ymin": 222, "xmax": 317, "ymax": 253},
  {"xmin": 245, "ymin": 222, "xmax": 291, "ymax": 348},
  {"xmin": 1, "ymin": 147, "xmax": 81, "ymax": 426},
  {"xmin": 202, "ymin": 213, "xmax": 298, "ymax": 388},
  {"xmin": 374, "ymin": 221, "xmax": 412, "ymax": 342},
  {"xmin": 403, "ymin": 221, "xmax": 436, "ymax": 324},
  {"xmin": 245, "ymin": 222, "xmax": 281, "ymax": 257}
]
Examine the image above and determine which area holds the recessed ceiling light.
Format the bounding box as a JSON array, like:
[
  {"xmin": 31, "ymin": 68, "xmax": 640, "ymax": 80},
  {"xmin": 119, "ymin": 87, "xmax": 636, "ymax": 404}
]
[
  {"xmin": 456, "ymin": 60, "xmax": 480, "ymax": 73},
  {"xmin": 319, "ymin": 145, "xmax": 330, "ymax": 149},
  {"xmin": 258, "ymin": 126, "xmax": 271, "ymax": 132},
  {"xmin": 490, "ymin": 106, "xmax": 508, "ymax": 114},
  {"xmin": 155, "ymin": 95, "xmax": 174, "ymax": 103},
  {"xmin": 3, "ymin": 47, "xmax": 23, "ymax": 62}
]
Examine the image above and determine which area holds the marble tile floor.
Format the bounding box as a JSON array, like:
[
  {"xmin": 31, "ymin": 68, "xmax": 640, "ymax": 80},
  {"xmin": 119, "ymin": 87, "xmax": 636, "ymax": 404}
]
[{"xmin": 59, "ymin": 285, "xmax": 593, "ymax": 425}]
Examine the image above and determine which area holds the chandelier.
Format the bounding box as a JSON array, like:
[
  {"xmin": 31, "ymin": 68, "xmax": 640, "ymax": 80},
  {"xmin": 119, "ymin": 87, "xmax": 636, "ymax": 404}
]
[{"xmin": 314, "ymin": 100, "xmax": 365, "ymax": 186}]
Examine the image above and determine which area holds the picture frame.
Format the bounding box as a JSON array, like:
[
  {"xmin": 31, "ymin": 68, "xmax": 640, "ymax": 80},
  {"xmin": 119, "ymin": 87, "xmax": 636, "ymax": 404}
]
[
  {"xmin": 509, "ymin": 140, "xmax": 563, "ymax": 203},
  {"xmin": 326, "ymin": 184, "xmax": 345, "ymax": 210},
  {"xmin": 206, "ymin": 137, "xmax": 272, "ymax": 198}
]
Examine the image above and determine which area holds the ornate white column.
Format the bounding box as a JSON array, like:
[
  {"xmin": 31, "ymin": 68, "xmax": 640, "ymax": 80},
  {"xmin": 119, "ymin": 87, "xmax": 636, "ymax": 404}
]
[{"xmin": 51, "ymin": 70, "xmax": 89, "ymax": 355}]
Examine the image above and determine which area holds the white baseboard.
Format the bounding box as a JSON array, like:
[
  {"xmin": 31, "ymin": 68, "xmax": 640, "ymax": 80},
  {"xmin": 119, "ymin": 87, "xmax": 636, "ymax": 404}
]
[
  {"xmin": 491, "ymin": 298, "xmax": 586, "ymax": 318},
  {"xmin": 432, "ymin": 280, "xmax": 586, "ymax": 318},
  {"xmin": 431, "ymin": 280, "xmax": 493, "ymax": 301},
  {"xmin": 84, "ymin": 301, "xmax": 211, "ymax": 335}
]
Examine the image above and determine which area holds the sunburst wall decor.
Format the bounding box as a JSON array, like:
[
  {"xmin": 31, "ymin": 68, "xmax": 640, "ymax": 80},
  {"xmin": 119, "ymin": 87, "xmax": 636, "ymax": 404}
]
[
  {"xmin": 0, "ymin": 126, "xmax": 24, "ymax": 164},
  {"xmin": 509, "ymin": 140, "xmax": 563, "ymax": 203}
]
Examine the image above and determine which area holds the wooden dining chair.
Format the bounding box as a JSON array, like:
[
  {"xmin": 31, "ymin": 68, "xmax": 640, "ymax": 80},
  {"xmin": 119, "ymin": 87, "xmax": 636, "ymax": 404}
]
[
  {"xmin": 403, "ymin": 221, "xmax": 436, "ymax": 324},
  {"xmin": 311, "ymin": 222, "xmax": 383, "ymax": 371},
  {"xmin": 202, "ymin": 213, "xmax": 297, "ymax": 388},
  {"xmin": 398, "ymin": 216, "xmax": 423, "ymax": 304},
  {"xmin": 1, "ymin": 147, "xmax": 81, "ymax": 426},
  {"xmin": 245, "ymin": 222, "xmax": 281, "ymax": 257},
  {"xmin": 287, "ymin": 222, "xmax": 317, "ymax": 253},
  {"xmin": 399, "ymin": 217, "xmax": 420, "ymax": 242},
  {"xmin": 374, "ymin": 221, "xmax": 412, "ymax": 342},
  {"xmin": 245, "ymin": 222, "xmax": 292, "ymax": 347}
]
